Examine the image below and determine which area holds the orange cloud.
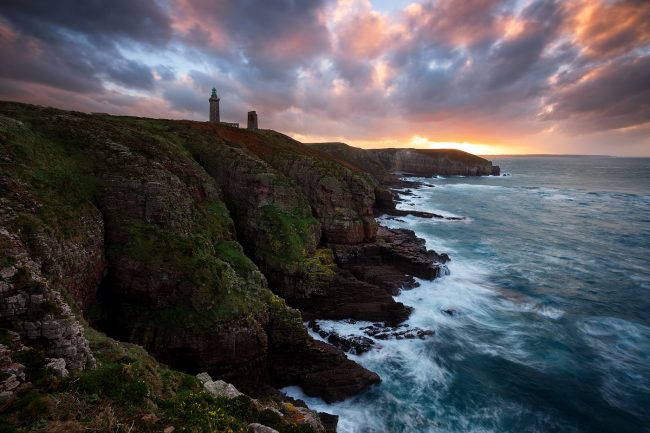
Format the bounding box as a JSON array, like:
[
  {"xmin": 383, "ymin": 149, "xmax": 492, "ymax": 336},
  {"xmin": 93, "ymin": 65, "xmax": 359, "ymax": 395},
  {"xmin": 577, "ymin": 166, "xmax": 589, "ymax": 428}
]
[
  {"xmin": 566, "ymin": 0, "xmax": 650, "ymax": 58},
  {"xmin": 337, "ymin": 11, "xmax": 395, "ymax": 58},
  {"xmin": 332, "ymin": 1, "xmax": 404, "ymax": 60}
]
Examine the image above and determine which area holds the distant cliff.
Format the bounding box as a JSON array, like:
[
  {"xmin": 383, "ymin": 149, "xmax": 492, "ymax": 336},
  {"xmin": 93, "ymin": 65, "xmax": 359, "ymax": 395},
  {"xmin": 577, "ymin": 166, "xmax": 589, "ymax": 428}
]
[{"xmin": 309, "ymin": 143, "xmax": 500, "ymax": 179}]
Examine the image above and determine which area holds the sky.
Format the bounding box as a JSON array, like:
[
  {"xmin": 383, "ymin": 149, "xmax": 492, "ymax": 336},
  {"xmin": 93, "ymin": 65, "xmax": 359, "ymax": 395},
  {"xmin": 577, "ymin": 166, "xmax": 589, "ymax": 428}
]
[{"xmin": 0, "ymin": 0, "xmax": 649, "ymax": 156}]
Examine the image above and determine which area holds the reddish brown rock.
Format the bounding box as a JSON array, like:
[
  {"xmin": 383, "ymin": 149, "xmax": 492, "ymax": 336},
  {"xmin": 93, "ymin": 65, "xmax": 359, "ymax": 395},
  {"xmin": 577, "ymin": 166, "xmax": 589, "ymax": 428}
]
[
  {"xmin": 290, "ymin": 225, "xmax": 448, "ymax": 325},
  {"xmin": 292, "ymin": 269, "xmax": 412, "ymax": 326},
  {"xmin": 211, "ymin": 127, "xmax": 379, "ymax": 244},
  {"xmin": 266, "ymin": 301, "xmax": 380, "ymax": 402},
  {"xmin": 0, "ymin": 102, "xmax": 457, "ymax": 408}
]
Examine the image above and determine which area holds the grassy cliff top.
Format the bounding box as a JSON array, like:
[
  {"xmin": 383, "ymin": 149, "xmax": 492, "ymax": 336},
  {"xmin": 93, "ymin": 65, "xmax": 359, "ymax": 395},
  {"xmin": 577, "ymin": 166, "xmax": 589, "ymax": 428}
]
[{"xmin": 369, "ymin": 147, "xmax": 495, "ymax": 165}]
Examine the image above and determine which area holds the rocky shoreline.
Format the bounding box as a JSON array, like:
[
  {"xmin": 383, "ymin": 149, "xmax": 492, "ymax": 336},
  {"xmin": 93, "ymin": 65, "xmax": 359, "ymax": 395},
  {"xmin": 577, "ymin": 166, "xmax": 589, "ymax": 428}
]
[{"xmin": 0, "ymin": 101, "xmax": 499, "ymax": 433}]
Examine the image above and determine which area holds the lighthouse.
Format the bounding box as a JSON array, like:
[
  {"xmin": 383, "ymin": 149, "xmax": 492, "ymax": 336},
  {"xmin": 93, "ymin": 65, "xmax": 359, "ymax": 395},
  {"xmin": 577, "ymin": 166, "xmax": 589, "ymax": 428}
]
[{"xmin": 209, "ymin": 88, "xmax": 220, "ymax": 123}]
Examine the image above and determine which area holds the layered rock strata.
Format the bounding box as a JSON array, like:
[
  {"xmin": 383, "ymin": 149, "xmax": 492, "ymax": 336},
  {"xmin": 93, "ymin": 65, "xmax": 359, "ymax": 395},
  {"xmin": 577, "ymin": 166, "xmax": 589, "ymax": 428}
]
[{"xmin": 0, "ymin": 229, "xmax": 94, "ymax": 371}]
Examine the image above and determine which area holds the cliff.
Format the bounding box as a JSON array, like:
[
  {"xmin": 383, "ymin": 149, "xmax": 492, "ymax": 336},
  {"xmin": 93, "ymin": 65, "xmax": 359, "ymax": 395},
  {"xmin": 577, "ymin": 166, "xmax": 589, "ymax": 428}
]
[
  {"xmin": 309, "ymin": 143, "xmax": 500, "ymax": 178},
  {"xmin": 0, "ymin": 101, "xmax": 456, "ymax": 432}
]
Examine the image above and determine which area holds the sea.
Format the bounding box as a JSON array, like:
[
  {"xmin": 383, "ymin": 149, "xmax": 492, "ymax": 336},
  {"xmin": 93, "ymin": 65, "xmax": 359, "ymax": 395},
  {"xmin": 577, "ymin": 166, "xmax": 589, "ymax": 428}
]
[{"xmin": 284, "ymin": 157, "xmax": 650, "ymax": 433}]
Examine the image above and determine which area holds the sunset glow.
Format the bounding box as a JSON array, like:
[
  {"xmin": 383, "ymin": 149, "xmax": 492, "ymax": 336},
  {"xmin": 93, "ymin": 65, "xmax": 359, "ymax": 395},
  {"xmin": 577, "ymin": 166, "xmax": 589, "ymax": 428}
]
[
  {"xmin": 409, "ymin": 137, "xmax": 513, "ymax": 156},
  {"xmin": 0, "ymin": 0, "xmax": 648, "ymax": 155}
]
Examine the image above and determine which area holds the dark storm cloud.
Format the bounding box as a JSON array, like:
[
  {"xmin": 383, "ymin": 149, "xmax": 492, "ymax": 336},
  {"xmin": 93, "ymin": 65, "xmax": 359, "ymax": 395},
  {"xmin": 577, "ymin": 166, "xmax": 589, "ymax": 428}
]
[
  {"xmin": 177, "ymin": 0, "xmax": 332, "ymax": 80},
  {"xmin": 410, "ymin": 0, "xmax": 511, "ymax": 48},
  {"xmin": 383, "ymin": 0, "xmax": 647, "ymax": 141},
  {"xmin": 163, "ymin": 83, "xmax": 205, "ymax": 114},
  {"xmin": 0, "ymin": 0, "xmax": 172, "ymax": 44},
  {"xmin": 0, "ymin": 0, "xmax": 170, "ymax": 93},
  {"xmin": 547, "ymin": 55, "xmax": 650, "ymax": 132},
  {"xmin": 0, "ymin": 0, "xmax": 648, "ymax": 151},
  {"xmin": 392, "ymin": 0, "xmax": 567, "ymax": 124},
  {"xmin": 0, "ymin": 29, "xmax": 102, "ymax": 93},
  {"xmin": 105, "ymin": 58, "xmax": 156, "ymax": 90},
  {"xmin": 485, "ymin": 0, "xmax": 563, "ymax": 88}
]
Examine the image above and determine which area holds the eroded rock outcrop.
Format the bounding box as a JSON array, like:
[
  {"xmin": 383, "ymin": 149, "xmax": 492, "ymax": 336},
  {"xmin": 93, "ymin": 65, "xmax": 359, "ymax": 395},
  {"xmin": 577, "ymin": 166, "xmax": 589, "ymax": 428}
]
[
  {"xmin": 0, "ymin": 228, "xmax": 94, "ymax": 371},
  {"xmin": 182, "ymin": 129, "xmax": 323, "ymax": 301},
  {"xmin": 374, "ymin": 148, "xmax": 500, "ymax": 176},
  {"xmin": 198, "ymin": 372, "xmax": 333, "ymax": 432},
  {"xmin": 292, "ymin": 226, "xmax": 449, "ymax": 326},
  {"xmin": 0, "ymin": 331, "xmax": 27, "ymax": 410},
  {"xmin": 266, "ymin": 299, "xmax": 380, "ymax": 402},
  {"xmin": 183, "ymin": 126, "xmax": 451, "ymax": 330}
]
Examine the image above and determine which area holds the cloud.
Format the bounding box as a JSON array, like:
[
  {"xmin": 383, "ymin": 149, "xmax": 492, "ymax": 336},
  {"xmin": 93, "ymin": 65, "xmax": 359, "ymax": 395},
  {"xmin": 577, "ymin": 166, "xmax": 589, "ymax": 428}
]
[
  {"xmin": 0, "ymin": 0, "xmax": 648, "ymax": 154},
  {"xmin": 0, "ymin": 24, "xmax": 102, "ymax": 93},
  {"xmin": 566, "ymin": 0, "xmax": 650, "ymax": 58},
  {"xmin": 485, "ymin": 0, "xmax": 564, "ymax": 88},
  {"xmin": 174, "ymin": 0, "xmax": 331, "ymax": 80},
  {"xmin": 0, "ymin": 0, "xmax": 169, "ymax": 94},
  {"xmin": 546, "ymin": 55, "xmax": 650, "ymax": 132},
  {"xmin": 0, "ymin": 0, "xmax": 172, "ymax": 44},
  {"xmin": 408, "ymin": 0, "xmax": 507, "ymax": 48}
]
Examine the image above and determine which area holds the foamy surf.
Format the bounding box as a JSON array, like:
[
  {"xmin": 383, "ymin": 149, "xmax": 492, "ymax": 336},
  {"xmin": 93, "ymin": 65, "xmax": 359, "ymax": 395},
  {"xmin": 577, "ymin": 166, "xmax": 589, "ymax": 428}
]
[{"xmin": 287, "ymin": 158, "xmax": 650, "ymax": 433}]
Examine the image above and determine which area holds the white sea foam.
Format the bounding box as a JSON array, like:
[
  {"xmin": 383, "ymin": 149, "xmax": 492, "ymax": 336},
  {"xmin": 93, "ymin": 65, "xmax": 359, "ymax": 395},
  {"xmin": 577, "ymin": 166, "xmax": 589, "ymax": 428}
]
[
  {"xmin": 433, "ymin": 183, "xmax": 506, "ymax": 190},
  {"xmin": 283, "ymin": 248, "xmax": 505, "ymax": 432},
  {"xmin": 511, "ymin": 301, "xmax": 566, "ymax": 320},
  {"xmin": 543, "ymin": 193, "xmax": 574, "ymax": 201},
  {"xmin": 285, "ymin": 169, "xmax": 650, "ymax": 432},
  {"xmin": 285, "ymin": 247, "xmax": 578, "ymax": 431}
]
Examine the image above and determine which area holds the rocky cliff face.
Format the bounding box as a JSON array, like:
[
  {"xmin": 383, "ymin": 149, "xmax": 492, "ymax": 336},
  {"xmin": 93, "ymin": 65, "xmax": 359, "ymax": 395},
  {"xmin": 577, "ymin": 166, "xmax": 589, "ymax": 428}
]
[
  {"xmin": 0, "ymin": 101, "xmax": 455, "ymax": 419},
  {"xmin": 310, "ymin": 143, "xmax": 500, "ymax": 178},
  {"xmin": 0, "ymin": 229, "xmax": 95, "ymax": 372},
  {"xmin": 211, "ymin": 128, "xmax": 379, "ymax": 244},
  {"xmin": 0, "ymin": 102, "xmax": 383, "ymax": 404}
]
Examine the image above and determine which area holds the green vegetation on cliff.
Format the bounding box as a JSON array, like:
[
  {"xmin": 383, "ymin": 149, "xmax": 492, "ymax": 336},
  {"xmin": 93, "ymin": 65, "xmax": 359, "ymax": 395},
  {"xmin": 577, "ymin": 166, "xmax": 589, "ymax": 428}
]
[
  {"xmin": 0, "ymin": 327, "xmax": 321, "ymax": 433},
  {"xmin": 0, "ymin": 110, "xmax": 97, "ymax": 241},
  {"xmin": 0, "ymin": 101, "xmax": 388, "ymax": 432},
  {"xmin": 0, "ymin": 102, "xmax": 273, "ymax": 352}
]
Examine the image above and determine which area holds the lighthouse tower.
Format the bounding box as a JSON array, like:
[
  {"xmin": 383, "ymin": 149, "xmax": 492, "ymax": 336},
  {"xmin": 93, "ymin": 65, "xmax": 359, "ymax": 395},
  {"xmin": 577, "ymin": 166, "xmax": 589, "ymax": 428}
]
[{"xmin": 209, "ymin": 88, "xmax": 220, "ymax": 123}]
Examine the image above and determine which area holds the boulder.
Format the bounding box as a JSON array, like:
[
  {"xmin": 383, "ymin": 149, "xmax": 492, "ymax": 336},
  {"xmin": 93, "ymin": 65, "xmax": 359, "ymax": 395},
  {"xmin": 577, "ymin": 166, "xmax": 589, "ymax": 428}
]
[
  {"xmin": 45, "ymin": 358, "xmax": 69, "ymax": 378},
  {"xmin": 197, "ymin": 373, "xmax": 243, "ymax": 399},
  {"xmin": 281, "ymin": 403, "xmax": 325, "ymax": 430},
  {"xmin": 248, "ymin": 423, "xmax": 279, "ymax": 433}
]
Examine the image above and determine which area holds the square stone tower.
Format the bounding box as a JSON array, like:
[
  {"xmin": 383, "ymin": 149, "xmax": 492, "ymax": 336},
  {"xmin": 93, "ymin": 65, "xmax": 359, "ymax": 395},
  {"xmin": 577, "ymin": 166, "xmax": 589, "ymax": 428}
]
[
  {"xmin": 247, "ymin": 111, "xmax": 258, "ymax": 130},
  {"xmin": 209, "ymin": 88, "xmax": 220, "ymax": 123}
]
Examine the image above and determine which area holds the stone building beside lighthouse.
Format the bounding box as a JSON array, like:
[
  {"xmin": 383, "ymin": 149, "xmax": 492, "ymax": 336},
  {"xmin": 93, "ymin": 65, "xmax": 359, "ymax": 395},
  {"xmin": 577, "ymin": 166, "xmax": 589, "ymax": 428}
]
[
  {"xmin": 208, "ymin": 87, "xmax": 258, "ymax": 129},
  {"xmin": 209, "ymin": 88, "xmax": 220, "ymax": 123},
  {"xmin": 247, "ymin": 111, "xmax": 258, "ymax": 130}
]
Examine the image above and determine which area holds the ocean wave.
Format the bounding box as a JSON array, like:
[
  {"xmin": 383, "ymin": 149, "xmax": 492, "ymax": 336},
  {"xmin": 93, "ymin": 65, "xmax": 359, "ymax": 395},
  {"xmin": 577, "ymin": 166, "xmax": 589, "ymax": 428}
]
[
  {"xmin": 507, "ymin": 300, "xmax": 566, "ymax": 320},
  {"xmin": 541, "ymin": 193, "xmax": 574, "ymax": 201},
  {"xmin": 433, "ymin": 183, "xmax": 507, "ymax": 190},
  {"xmin": 577, "ymin": 316, "xmax": 650, "ymax": 417}
]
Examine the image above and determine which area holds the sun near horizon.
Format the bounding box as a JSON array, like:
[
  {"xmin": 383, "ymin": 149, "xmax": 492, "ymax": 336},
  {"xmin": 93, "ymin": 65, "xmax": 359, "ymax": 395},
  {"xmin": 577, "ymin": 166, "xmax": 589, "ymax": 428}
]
[{"xmin": 1, "ymin": 0, "xmax": 649, "ymax": 156}]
